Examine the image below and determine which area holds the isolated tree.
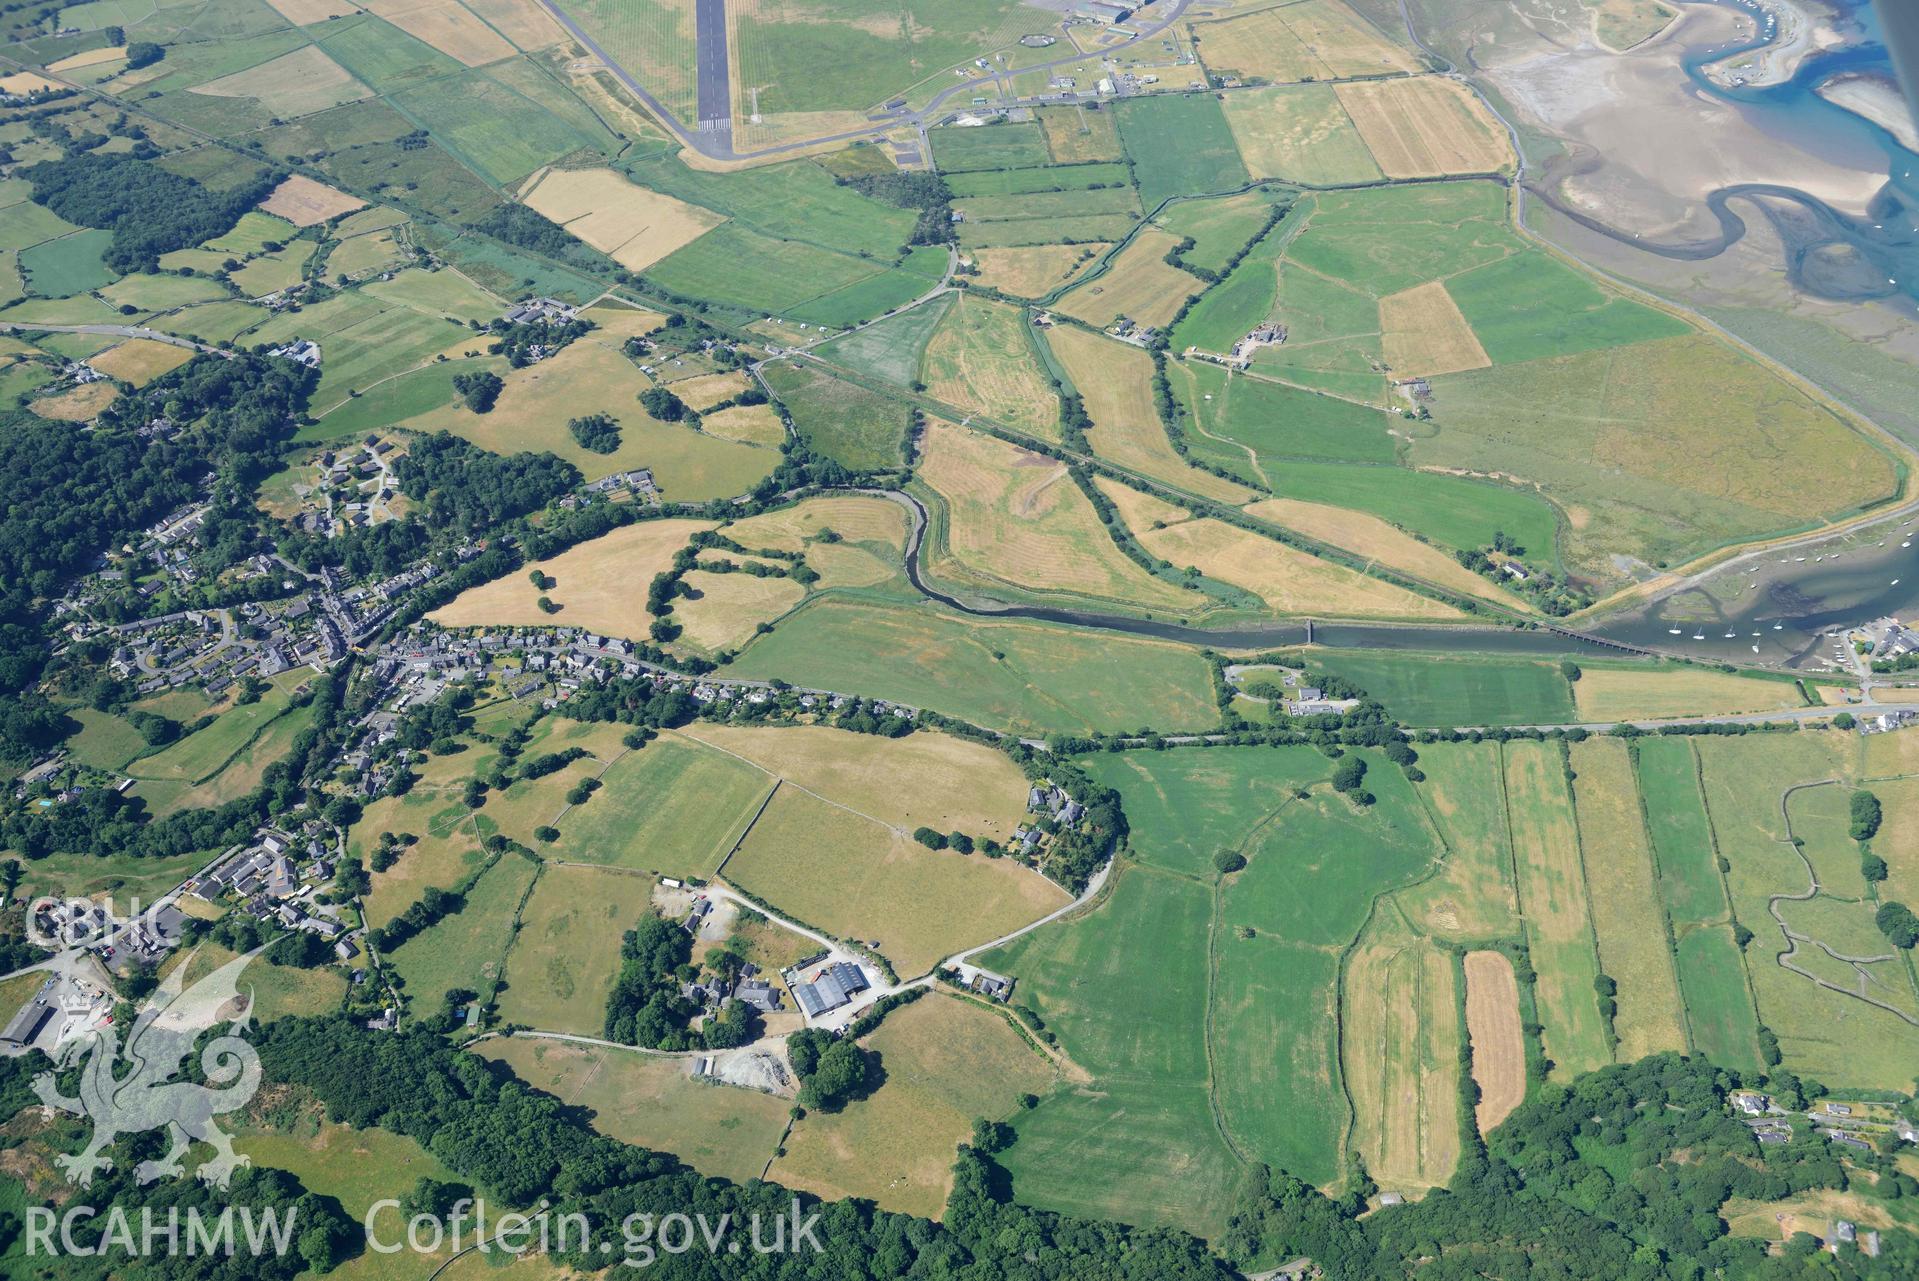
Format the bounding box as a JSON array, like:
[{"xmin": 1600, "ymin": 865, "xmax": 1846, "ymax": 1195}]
[{"xmin": 1851, "ymin": 789, "xmax": 1883, "ymax": 841}]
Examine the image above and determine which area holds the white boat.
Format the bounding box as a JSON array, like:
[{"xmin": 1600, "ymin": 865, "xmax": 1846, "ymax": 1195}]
[
  {"xmin": 1773, "ymin": 622, "xmax": 1783, "ymax": 630},
  {"xmin": 1669, "ymin": 628, "xmax": 1682, "ymax": 635},
  {"xmin": 1724, "ymin": 631, "xmax": 1736, "ymax": 638},
  {"xmin": 1693, "ymin": 632, "xmax": 1705, "ymax": 640},
  {"xmin": 1752, "ymin": 645, "xmax": 1760, "ymax": 653},
  {"xmin": 1894, "ymin": 579, "xmax": 1902, "ymax": 586}
]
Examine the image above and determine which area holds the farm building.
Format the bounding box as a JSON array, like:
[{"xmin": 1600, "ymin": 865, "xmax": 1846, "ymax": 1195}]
[{"xmin": 792, "ymin": 961, "xmax": 870, "ymax": 1018}]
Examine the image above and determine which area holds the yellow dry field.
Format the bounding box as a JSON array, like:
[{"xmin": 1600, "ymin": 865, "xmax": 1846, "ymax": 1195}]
[
  {"xmin": 1335, "ymin": 76, "xmax": 1513, "ymax": 179},
  {"xmin": 1242, "ymin": 496, "xmax": 1523, "ymax": 607},
  {"xmin": 362, "ymin": 0, "xmax": 516, "ymax": 65},
  {"xmin": 190, "ymin": 46, "xmax": 371, "ymax": 118},
  {"xmin": 405, "ymin": 341, "xmax": 774, "ymax": 497},
  {"xmin": 772, "ymin": 994, "xmax": 1056, "ymax": 1218},
  {"xmin": 1568, "ymin": 739, "xmax": 1689, "ymax": 1061},
  {"xmin": 1092, "ymin": 474, "xmax": 1191, "ymax": 532},
  {"xmin": 88, "ymin": 339, "xmax": 195, "ymax": 387},
  {"xmin": 1273, "ymin": 0, "xmax": 1419, "ymax": 74},
  {"xmin": 1722, "ymin": 1189, "xmax": 1899, "ymax": 1243},
  {"xmin": 1137, "ymin": 517, "xmax": 1470, "ymax": 620},
  {"xmin": 30, "ymin": 382, "xmax": 117, "ymax": 422},
  {"xmin": 1570, "ymin": 667, "xmax": 1807, "ymax": 721},
  {"xmin": 463, "ymin": 0, "xmax": 568, "ymax": 49},
  {"xmin": 724, "ymin": 787, "xmax": 1071, "ymax": 977},
  {"xmin": 1196, "ymin": 0, "xmax": 1416, "ymax": 80},
  {"xmin": 969, "ymin": 244, "xmax": 1107, "ymax": 298},
  {"xmin": 573, "ymin": 305, "xmax": 661, "ymax": 340},
  {"xmin": 1220, "ymin": 83, "xmax": 1383, "ymax": 185},
  {"xmin": 1, "ymin": 71, "xmax": 65, "ymax": 92},
  {"xmin": 701, "ymin": 402, "xmax": 785, "ymax": 445},
  {"xmin": 723, "ymin": 494, "xmax": 907, "ymax": 554},
  {"xmin": 920, "ymin": 293, "xmax": 1060, "ymax": 439},
  {"xmin": 731, "ymin": 110, "xmax": 877, "ymax": 152},
  {"xmin": 665, "ymin": 369, "xmax": 752, "ymax": 410},
  {"xmin": 919, "ymin": 421, "xmax": 1201, "ymax": 613},
  {"xmin": 675, "ymin": 720, "xmax": 1031, "ymax": 840},
  {"xmin": 45, "ymin": 47, "xmax": 125, "ymax": 72},
  {"xmin": 1503, "ymin": 741, "xmax": 1611, "ymax": 1081},
  {"xmin": 257, "ymin": 174, "xmax": 366, "ymax": 226},
  {"xmin": 522, "ymin": 167, "xmax": 726, "ymax": 271},
  {"xmin": 1054, "ymin": 229, "xmax": 1207, "ymax": 330},
  {"xmin": 1463, "ymin": 950, "xmax": 1526, "ymax": 1134},
  {"xmin": 264, "ymin": 0, "xmax": 361, "ymax": 21},
  {"xmin": 1193, "ymin": 5, "xmax": 1332, "ymax": 81},
  {"xmin": 479, "ymin": 1039, "xmax": 790, "ymax": 1185},
  {"xmin": 1344, "ymin": 925, "xmax": 1461, "ymax": 1195},
  {"xmin": 1378, "ymin": 281, "xmax": 1489, "ymax": 378},
  {"xmin": 672, "ymin": 570, "xmax": 806, "ymax": 652},
  {"xmin": 429, "ymin": 518, "xmax": 713, "ymax": 637},
  {"xmin": 1045, "ymin": 323, "xmax": 1255, "ymax": 504},
  {"xmin": 1872, "ymin": 779, "xmax": 1919, "ymax": 916},
  {"xmin": 1035, "ymin": 104, "xmax": 1122, "ymax": 162}
]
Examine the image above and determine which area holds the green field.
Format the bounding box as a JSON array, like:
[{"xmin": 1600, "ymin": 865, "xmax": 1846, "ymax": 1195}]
[
  {"xmin": 1444, "ymin": 251, "xmax": 1688, "ymax": 365},
  {"xmin": 1267, "ymin": 460, "xmax": 1561, "ymax": 557},
  {"xmin": 1169, "ymin": 220, "xmax": 1286, "ymax": 355},
  {"xmin": 1675, "ymin": 925, "xmax": 1764, "ymax": 1072},
  {"xmin": 947, "ymin": 162, "xmax": 1132, "ymax": 197},
  {"xmin": 1424, "ymin": 335, "xmax": 1897, "ymax": 577},
  {"xmin": 552, "ymin": 734, "xmax": 775, "ymax": 879},
  {"xmin": 1155, "ymin": 189, "xmax": 1284, "ymax": 273},
  {"xmin": 125, "ymin": 679, "xmax": 309, "ymax": 785},
  {"xmin": 987, "ymin": 746, "xmax": 1439, "ymax": 1219},
  {"xmin": 622, "ymin": 154, "xmax": 912, "ymax": 259},
  {"xmin": 957, "ymin": 213, "xmax": 1141, "ymax": 248},
  {"xmin": 735, "ymin": 0, "xmax": 1036, "ymax": 115},
  {"xmin": 930, "ymin": 122, "xmax": 1053, "ymax": 172},
  {"xmin": 389, "ymin": 853, "xmax": 537, "ymax": 1009},
  {"xmin": 1692, "ymin": 735, "xmax": 1919, "ymax": 1090},
  {"xmin": 1304, "ymin": 651, "xmax": 1576, "ymax": 726},
  {"xmin": 984, "ymin": 860, "xmax": 1244, "ymax": 1238},
  {"xmin": 785, "ymin": 267, "xmax": 935, "ymax": 329},
  {"xmin": 1216, "ymin": 763, "xmax": 1438, "ymax": 1184},
  {"xmin": 1079, "ymin": 744, "xmax": 1335, "ymax": 877},
  {"xmin": 1634, "ymin": 737, "xmax": 1729, "ymax": 924},
  {"xmin": 953, "ymin": 187, "xmax": 1142, "ymax": 222},
  {"xmin": 19, "ymin": 230, "xmax": 116, "ymax": 295},
  {"xmin": 730, "ymin": 598, "xmax": 1219, "ymax": 736},
  {"xmin": 759, "ymin": 359, "xmax": 908, "ymax": 470},
  {"xmin": 646, "ymin": 223, "xmax": 887, "ymax": 318},
  {"xmin": 497, "ymin": 864, "xmax": 647, "ymax": 1035},
  {"xmin": 1114, "ymin": 94, "xmax": 1251, "ymax": 210},
  {"xmin": 1169, "ymin": 361, "xmax": 1396, "ymax": 467},
  {"xmin": 814, "ymin": 294, "xmax": 951, "ymax": 387},
  {"xmin": 315, "ymin": 15, "xmax": 462, "ymax": 92}
]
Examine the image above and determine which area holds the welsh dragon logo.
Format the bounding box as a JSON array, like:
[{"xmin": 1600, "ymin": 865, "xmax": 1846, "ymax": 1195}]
[{"xmin": 33, "ymin": 945, "xmax": 267, "ymax": 1189}]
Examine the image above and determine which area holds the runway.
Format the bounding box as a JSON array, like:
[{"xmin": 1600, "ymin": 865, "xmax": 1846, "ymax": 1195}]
[{"xmin": 694, "ymin": 0, "xmax": 730, "ymax": 129}]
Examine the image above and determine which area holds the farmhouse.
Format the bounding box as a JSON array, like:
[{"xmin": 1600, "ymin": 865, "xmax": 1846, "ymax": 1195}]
[{"xmin": 268, "ymin": 340, "xmax": 322, "ymax": 369}]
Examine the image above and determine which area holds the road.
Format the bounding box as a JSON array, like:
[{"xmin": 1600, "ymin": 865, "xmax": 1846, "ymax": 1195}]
[
  {"xmin": 0, "ymin": 322, "xmax": 223, "ymax": 354},
  {"xmin": 537, "ymin": 0, "xmax": 1197, "ymax": 162}
]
